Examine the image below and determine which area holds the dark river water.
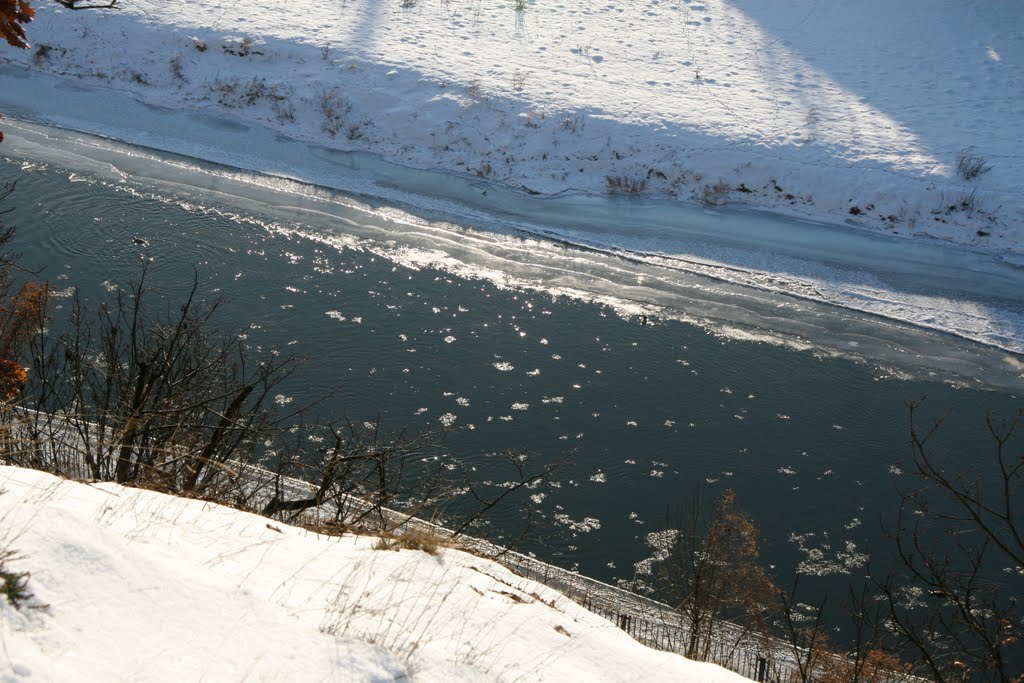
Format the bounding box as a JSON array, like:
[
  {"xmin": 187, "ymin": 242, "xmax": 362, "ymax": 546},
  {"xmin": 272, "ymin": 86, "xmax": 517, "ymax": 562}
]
[{"xmin": 2, "ymin": 142, "xmax": 1021, "ymax": 616}]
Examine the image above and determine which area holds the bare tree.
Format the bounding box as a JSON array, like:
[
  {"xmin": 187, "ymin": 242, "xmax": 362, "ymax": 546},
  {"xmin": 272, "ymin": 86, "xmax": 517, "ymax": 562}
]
[
  {"xmin": 50, "ymin": 0, "xmax": 117, "ymax": 8},
  {"xmin": 259, "ymin": 417, "xmax": 450, "ymax": 527},
  {"xmin": 3, "ymin": 258, "xmax": 566, "ymax": 558},
  {"xmin": 778, "ymin": 579, "xmax": 830, "ymax": 682},
  {"xmin": 776, "ymin": 577, "xmax": 915, "ymax": 683},
  {"xmin": 15, "ymin": 264, "xmax": 301, "ymax": 493},
  {"xmin": 878, "ymin": 401, "xmax": 1024, "ymax": 682},
  {"xmin": 259, "ymin": 428, "xmax": 566, "ymax": 556}
]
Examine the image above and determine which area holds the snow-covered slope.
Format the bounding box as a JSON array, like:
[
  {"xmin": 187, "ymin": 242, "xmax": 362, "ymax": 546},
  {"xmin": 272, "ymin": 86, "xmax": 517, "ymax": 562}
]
[
  {"xmin": 0, "ymin": 466, "xmax": 746, "ymax": 681},
  {"xmin": 2, "ymin": 0, "xmax": 1021, "ymax": 255}
]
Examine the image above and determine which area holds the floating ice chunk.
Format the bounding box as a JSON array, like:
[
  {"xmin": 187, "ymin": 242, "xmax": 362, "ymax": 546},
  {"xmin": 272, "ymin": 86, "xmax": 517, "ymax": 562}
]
[{"xmin": 554, "ymin": 514, "xmax": 601, "ymax": 533}]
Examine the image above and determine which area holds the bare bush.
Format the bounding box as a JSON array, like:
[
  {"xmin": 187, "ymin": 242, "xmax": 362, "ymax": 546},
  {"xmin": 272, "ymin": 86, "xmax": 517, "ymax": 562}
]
[
  {"xmin": 222, "ymin": 36, "xmax": 261, "ymax": 58},
  {"xmin": 319, "ymin": 87, "xmax": 349, "ymax": 137},
  {"xmin": 0, "ymin": 488, "xmax": 32, "ymax": 610},
  {"xmin": 605, "ymin": 175, "xmax": 647, "ymax": 195},
  {"xmin": 700, "ymin": 180, "xmax": 730, "ymax": 206},
  {"xmin": 0, "ymin": 546, "xmax": 32, "ymax": 609},
  {"xmin": 560, "ymin": 114, "xmax": 584, "ymax": 134},
  {"xmin": 464, "ymin": 79, "xmax": 486, "ymax": 104},
  {"xmin": 512, "ymin": 69, "xmax": 528, "ymax": 93},
  {"xmin": 273, "ymin": 97, "xmax": 295, "ymax": 123},
  {"xmin": 32, "ymin": 44, "xmax": 55, "ymax": 64},
  {"xmin": 169, "ymin": 54, "xmax": 185, "ymax": 82},
  {"xmin": 956, "ymin": 147, "xmax": 992, "ymax": 182},
  {"xmin": 207, "ymin": 77, "xmax": 291, "ymax": 114}
]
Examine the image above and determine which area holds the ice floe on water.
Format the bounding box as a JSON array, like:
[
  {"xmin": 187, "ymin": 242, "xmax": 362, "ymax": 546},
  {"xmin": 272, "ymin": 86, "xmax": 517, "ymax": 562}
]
[
  {"xmin": 789, "ymin": 531, "xmax": 869, "ymax": 577},
  {"xmin": 555, "ymin": 514, "xmax": 603, "ymax": 534}
]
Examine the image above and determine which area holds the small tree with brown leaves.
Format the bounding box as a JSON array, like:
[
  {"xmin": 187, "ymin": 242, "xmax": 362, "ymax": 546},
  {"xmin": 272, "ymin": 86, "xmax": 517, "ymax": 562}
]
[
  {"xmin": 655, "ymin": 488, "xmax": 777, "ymax": 662},
  {"xmin": 0, "ymin": 184, "xmax": 47, "ymax": 400}
]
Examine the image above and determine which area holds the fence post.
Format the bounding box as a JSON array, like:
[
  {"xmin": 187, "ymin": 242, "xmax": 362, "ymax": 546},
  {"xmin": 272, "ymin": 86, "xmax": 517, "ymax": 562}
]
[{"xmin": 756, "ymin": 655, "xmax": 768, "ymax": 682}]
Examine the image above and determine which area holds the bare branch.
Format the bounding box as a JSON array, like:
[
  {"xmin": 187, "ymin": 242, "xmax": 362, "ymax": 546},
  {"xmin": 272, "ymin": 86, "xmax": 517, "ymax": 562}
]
[{"xmin": 51, "ymin": 0, "xmax": 119, "ymax": 9}]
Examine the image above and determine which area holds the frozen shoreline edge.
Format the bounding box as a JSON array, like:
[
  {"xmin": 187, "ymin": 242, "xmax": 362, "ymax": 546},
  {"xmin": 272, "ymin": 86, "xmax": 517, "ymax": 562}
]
[{"xmin": 2, "ymin": 66, "xmax": 1024, "ymax": 379}]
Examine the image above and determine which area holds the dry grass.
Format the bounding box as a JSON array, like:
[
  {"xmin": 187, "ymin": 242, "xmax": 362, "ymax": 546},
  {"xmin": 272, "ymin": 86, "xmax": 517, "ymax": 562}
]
[
  {"xmin": 374, "ymin": 526, "xmax": 450, "ymax": 555},
  {"xmin": 605, "ymin": 174, "xmax": 647, "ymax": 195},
  {"xmin": 956, "ymin": 146, "xmax": 992, "ymax": 182},
  {"xmin": 319, "ymin": 87, "xmax": 349, "ymax": 136},
  {"xmin": 699, "ymin": 179, "xmax": 730, "ymax": 206}
]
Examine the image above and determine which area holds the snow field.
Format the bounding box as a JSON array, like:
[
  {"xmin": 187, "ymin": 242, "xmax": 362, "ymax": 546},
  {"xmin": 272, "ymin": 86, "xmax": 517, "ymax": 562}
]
[{"xmin": 3, "ymin": 0, "xmax": 1021, "ymax": 253}]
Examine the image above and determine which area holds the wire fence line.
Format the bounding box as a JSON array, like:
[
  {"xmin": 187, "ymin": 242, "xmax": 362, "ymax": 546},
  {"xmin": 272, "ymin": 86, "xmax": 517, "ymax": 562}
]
[
  {"xmin": 264, "ymin": 472, "xmax": 819, "ymax": 682},
  {"xmin": 1, "ymin": 409, "xmax": 926, "ymax": 682}
]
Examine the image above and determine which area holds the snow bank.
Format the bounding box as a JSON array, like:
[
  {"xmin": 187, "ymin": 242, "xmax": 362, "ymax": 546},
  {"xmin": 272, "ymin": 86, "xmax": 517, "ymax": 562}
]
[
  {"xmin": 1, "ymin": 0, "xmax": 1021, "ymax": 254},
  {"xmin": 0, "ymin": 466, "xmax": 746, "ymax": 681}
]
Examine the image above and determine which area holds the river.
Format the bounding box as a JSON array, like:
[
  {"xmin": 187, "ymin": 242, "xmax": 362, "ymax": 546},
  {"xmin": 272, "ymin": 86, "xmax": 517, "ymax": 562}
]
[{"xmin": 1, "ymin": 116, "xmax": 1021, "ymax": 613}]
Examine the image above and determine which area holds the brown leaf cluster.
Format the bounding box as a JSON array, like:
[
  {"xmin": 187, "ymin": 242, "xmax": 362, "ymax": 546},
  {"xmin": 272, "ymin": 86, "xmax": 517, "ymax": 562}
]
[
  {"xmin": 0, "ymin": 281, "xmax": 47, "ymax": 396},
  {"xmin": 1, "ymin": 0, "xmax": 34, "ymax": 50}
]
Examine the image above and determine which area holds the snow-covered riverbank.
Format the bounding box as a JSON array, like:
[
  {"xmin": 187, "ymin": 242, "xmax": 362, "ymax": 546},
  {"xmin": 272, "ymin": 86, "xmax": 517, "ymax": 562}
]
[
  {"xmin": 3, "ymin": 0, "xmax": 1021, "ymax": 254},
  {"xmin": 0, "ymin": 466, "xmax": 749, "ymax": 681}
]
